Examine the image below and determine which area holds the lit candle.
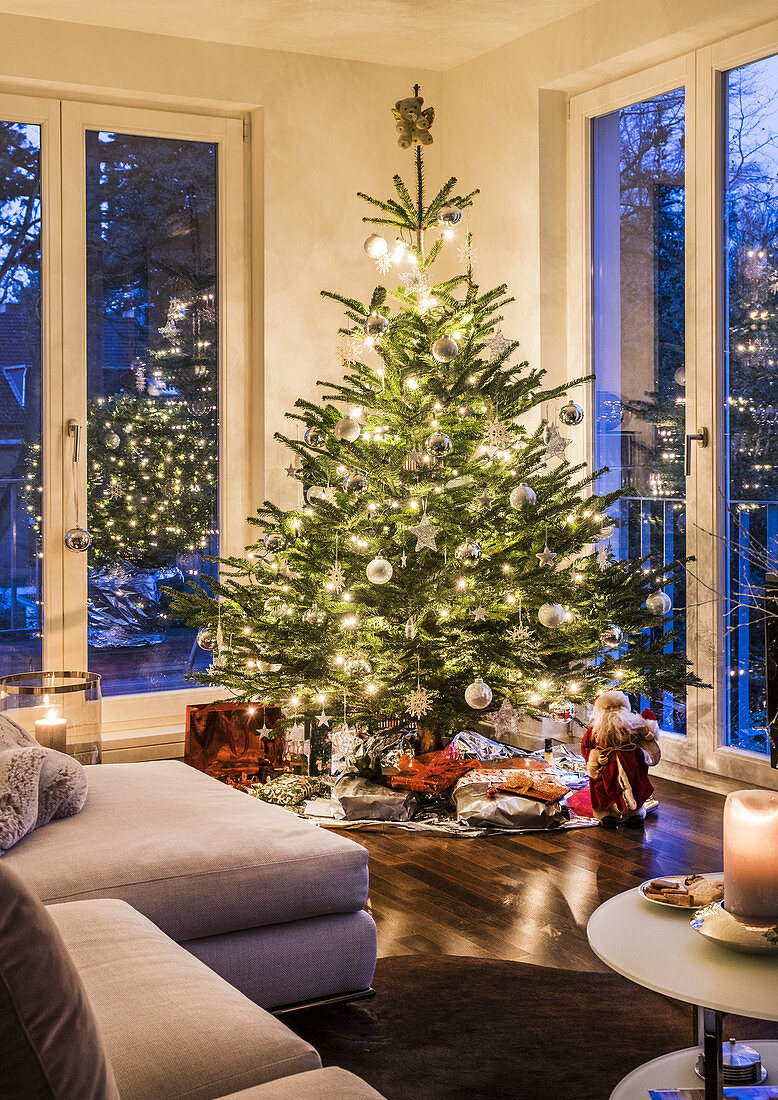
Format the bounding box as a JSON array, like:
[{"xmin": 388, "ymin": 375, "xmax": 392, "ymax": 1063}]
[
  {"xmin": 724, "ymin": 789, "xmax": 778, "ymax": 924},
  {"xmin": 34, "ymin": 710, "xmax": 67, "ymax": 754}
]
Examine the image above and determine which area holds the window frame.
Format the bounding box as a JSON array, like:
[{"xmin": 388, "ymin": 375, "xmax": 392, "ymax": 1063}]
[
  {"xmin": 568, "ymin": 27, "xmax": 778, "ymax": 788},
  {"xmin": 0, "ymin": 95, "xmax": 252, "ymax": 740}
]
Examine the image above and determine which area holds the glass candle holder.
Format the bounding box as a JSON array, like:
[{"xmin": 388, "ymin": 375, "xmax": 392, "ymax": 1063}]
[
  {"xmin": 723, "ymin": 789, "xmax": 778, "ymax": 925},
  {"xmin": 0, "ymin": 671, "xmax": 102, "ymax": 765}
]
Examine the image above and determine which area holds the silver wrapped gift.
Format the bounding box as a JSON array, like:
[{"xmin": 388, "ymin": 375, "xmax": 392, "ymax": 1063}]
[
  {"xmin": 454, "ymin": 779, "xmax": 568, "ymax": 830},
  {"xmin": 333, "ymin": 774, "xmax": 422, "ymax": 821}
]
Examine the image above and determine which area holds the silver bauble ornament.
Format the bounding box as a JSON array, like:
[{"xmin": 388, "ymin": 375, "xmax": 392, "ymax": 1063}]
[
  {"xmin": 334, "ymin": 416, "xmax": 361, "ymax": 443},
  {"xmin": 646, "ymin": 590, "xmax": 672, "ymax": 616},
  {"xmin": 437, "ymin": 202, "xmax": 462, "ymax": 227},
  {"xmin": 549, "ymin": 701, "xmax": 575, "ymax": 724},
  {"xmin": 431, "ymin": 336, "xmax": 458, "ymax": 363},
  {"xmin": 365, "ymin": 554, "xmax": 393, "ymax": 585},
  {"xmin": 465, "ymin": 676, "xmax": 493, "ymax": 710},
  {"xmin": 509, "ymin": 483, "xmax": 537, "ymax": 509},
  {"xmin": 599, "ymin": 522, "xmax": 616, "ymax": 539},
  {"xmin": 455, "ymin": 539, "xmax": 481, "ymax": 565},
  {"xmin": 538, "ymin": 602, "xmax": 566, "ymax": 628},
  {"xmin": 64, "ymin": 527, "xmax": 92, "ymax": 552},
  {"xmin": 104, "ymin": 430, "xmax": 121, "ymax": 450},
  {"xmin": 195, "ymin": 627, "xmax": 215, "ymax": 651},
  {"xmin": 304, "ymin": 485, "xmax": 323, "ymax": 505},
  {"xmin": 559, "ymin": 400, "xmax": 584, "ymax": 426},
  {"xmin": 460, "ymin": 405, "xmax": 477, "ymax": 419},
  {"xmin": 257, "ymin": 658, "xmax": 282, "ymax": 673},
  {"xmin": 674, "ymin": 365, "xmax": 686, "ymax": 387},
  {"xmin": 263, "ymin": 533, "xmax": 286, "ymax": 553},
  {"xmin": 303, "ymin": 606, "xmax": 326, "ymax": 626},
  {"xmin": 304, "ymin": 426, "xmax": 322, "ymax": 446},
  {"xmin": 601, "ymin": 623, "xmax": 623, "ymax": 649},
  {"xmin": 425, "ymin": 431, "xmax": 452, "ymax": 456},
  {"xmin": 364, "ymin": 233, "xmax": 388, "ymax": 258},
  {"xmin": 345, "ymin": 656, "xmax": 371, "ymax": 680},
  {"xmin": 364, "ymin": 310, "xmax": 388, "ymax": 337},
  {"xmin": 343, "ymin": 470, "xmax": 368, "ymax": 494}
]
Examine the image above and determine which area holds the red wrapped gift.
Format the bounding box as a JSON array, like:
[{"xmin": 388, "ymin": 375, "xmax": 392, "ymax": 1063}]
[
  {"xmin": 185, "ymin": 701, "xmax": 285, "ymax": 785},
  {"xmin": 387, "ymin": 753, "xmax": 478, "ymax": 794}
]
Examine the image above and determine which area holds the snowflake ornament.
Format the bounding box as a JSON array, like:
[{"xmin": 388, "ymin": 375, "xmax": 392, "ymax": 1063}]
[
  {"xmin": 483, "ymin": 419, "xmax": 511, "ymax": 448},
  {"xmin": 597, "ymin": 544, "xmax": 610, "ymax": 571},
  {"xmin": 508, "ymin": 624, "xmax": 533, "ymax": 645},
  {"xmin": 327, "ymin": 562, "xmax": 346, "ymax": 593},
  {"xmin": 103, "ymin": 483, "xmax": 123, "ymax": 499},
  {"xmin": 133, "ymin": 361, "xmax": 146, "ymax": 392},
  {"xmin": 335, "ymin": 335, "xmax": 364, "ymax": 363},
  {"xmin": 320, "ymin": 485, "xmax": 338, "ymax": 506},
  {"xmin": 405, "ymin": 685, "xmax": 434, "ymax": 719},
  {"xmin": 375, "ymin": 254, "xmax": 393, "ymax": 275},
  {"xmin": 457, "ymin": 240, "xmax": 478, "ymax": 267}
]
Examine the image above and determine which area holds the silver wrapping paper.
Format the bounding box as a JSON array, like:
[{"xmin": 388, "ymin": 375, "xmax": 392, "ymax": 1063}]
[
  {"xmin": 455, "ymin": 782, "xmax": 569, "ymax": 830},
  {"xmin": 333, "ymin": 774, "xmax": 422, "ymax": 821},
  {"xmin": 447, "ymin": 729, "xmax": 517, "ymax": 761}
]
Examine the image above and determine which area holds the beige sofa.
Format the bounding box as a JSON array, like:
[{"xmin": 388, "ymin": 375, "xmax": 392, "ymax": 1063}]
[
  {"xmin": 1, "ymin": 863, "xmax": 384, "ymax": 1099},
  {"xmin": 4, "ymin": 759, "xmax": 377, "ymax": 1010}
]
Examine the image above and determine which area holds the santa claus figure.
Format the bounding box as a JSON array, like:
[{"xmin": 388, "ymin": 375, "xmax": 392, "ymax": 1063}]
[{"xmin": 580, "ymin": 690, "xmax": 661, "ymax": 827}]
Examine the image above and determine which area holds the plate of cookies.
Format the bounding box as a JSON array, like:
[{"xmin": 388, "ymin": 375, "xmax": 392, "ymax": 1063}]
[{"xmin": 639, "ymin": 873, "xmax": 725, "ymax": 909}]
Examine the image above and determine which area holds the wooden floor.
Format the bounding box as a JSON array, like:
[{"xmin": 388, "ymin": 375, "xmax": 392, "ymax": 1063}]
[{"xmin": 340, "ymin": 777, "xmax": 725, "ymax": 973}]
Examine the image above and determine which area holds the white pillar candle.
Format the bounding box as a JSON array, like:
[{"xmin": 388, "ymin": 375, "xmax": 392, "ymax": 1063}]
[
  {"xmin": 34, "ymin": 711, "xmax": 67, "ymax": 754},
  {"xmin": 724, "ymin": 789, "xmax": 778, "ymax": 923}
]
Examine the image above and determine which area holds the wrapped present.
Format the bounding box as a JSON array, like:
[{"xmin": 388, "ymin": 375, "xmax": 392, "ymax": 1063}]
[
  {"xmin": 444, "ymin": 730, "xmax": 519, "ymax": 762},
  {"xmin": 250, "ymin": 773, "xmax": 330, "ymax": 807},
  {"xmin": 387, "ymin": 753, "xmax": 478, "ymax": 794},
  {"xmin": 354, "ymin": 726, "xmax": 417, "ymax": 780},
  {"xmin": 185, "ymin": 701, "xmax": 285, "ymax": 784},
  {"xmin": 333, "ymin": 774, "xmax": 421, "ymax": 821},
  {"xmin": 454, "ymin": 767, "xmax": 569, "ymax": 830}
]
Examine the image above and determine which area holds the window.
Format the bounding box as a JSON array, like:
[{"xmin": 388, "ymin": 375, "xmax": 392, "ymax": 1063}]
[
  {"xmin": 0, "ymin": 119, "xmax": 42, "ymax": 675},
  {"xmin": 592, "ymin": 89, "xmax": 687, "ymax": 734},
  {"xmin": 571, "ymin": 26, "xmax": 778, "ymax": 785},
  {"xmin": 724, "ymin": 53, "xmax": 778, "ymax": 754},
  {"xmin": 0, "ymin": 97, "xmax": 247, "ymax": 734},
  {"xmin": 84, "ymin": 131, "xmax": 219, "ymax": 696}
]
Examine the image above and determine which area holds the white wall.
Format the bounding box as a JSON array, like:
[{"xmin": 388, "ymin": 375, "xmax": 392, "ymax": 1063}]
[{"xmin": 0, "ymin": 11, "xmax": 443, "ymax": 509}]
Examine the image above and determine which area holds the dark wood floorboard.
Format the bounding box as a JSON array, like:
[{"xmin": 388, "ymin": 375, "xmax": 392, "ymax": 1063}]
[{"xmin": 337, "ymin": 777, "xmax": 725, "ymax": 973}]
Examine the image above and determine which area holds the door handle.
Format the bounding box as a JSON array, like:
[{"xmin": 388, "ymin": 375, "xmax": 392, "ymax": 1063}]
[
  {"xmin": 67, "ymin": 419, "xmax": 82, "ymax": 464},
  {"xmin": 685, "ymin": 428, "xmax": 709, "ymax": 477}
]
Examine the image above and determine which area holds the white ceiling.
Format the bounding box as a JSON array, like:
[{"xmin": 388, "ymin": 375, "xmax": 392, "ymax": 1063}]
[{"xmin": 0, "ymin": 0, "xmax": 601, "ymax": 69}]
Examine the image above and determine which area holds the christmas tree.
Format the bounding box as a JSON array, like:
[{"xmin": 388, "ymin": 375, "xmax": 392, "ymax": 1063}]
[{"xmin": 173, "ymin": 87, "xmax": 701, "ymax": 742}]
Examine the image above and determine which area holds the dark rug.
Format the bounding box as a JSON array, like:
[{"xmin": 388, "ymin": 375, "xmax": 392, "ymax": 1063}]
[{"xmin": 289, "ymin": 955, "xmax": 778, "ymax": 1100}]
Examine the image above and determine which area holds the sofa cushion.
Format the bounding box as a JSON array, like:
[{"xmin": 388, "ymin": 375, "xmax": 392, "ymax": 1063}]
[
  {"xmin": 48, "ymin": 897, "xmax": 321, "ymax": 1100},
  {"xmin": 4, "ymin": 760, "xmax": 369, "ymax": 940},
  {"xmin": 220, "ymin": 1068, "xmax": 386, "ymax": 1099},
  {"xmin": 0, "ymin": 865, "xmax": 120, "ymax": 1100},
  {"xmin": 36, "ymin": 750, "xmax": 89, "ymax": 828},
  {"xmin": 0, "ymin": 745, "xmax": 45, "ymax": 852}
]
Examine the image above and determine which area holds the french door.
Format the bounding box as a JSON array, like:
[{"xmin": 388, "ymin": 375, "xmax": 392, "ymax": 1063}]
[
  {"xmin": 0, "ymin": 96, "xmax": 248, "ymax": 735},
  {"xmin": 570, "ymin": 22, "xmax": 778, "ymax": 788}
]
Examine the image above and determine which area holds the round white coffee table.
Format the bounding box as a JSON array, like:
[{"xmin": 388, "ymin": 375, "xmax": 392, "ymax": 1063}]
[{"xmin": 588, "ymin": 884, "xmax": 778, "ymax": 1099}]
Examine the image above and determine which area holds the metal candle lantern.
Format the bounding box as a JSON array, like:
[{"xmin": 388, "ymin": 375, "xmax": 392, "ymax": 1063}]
[{"xmin": 0, "ymin": 671, "xmax": 102, "ymax": 765}]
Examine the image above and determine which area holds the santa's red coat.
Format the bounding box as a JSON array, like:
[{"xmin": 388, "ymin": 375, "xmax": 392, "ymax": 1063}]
[{"xmin": 580, "ymin": 708, "xmax": 656, "ymax": 814}]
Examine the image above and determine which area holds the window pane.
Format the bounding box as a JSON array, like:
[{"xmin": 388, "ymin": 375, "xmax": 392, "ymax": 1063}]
[
  {"xmin": 85, "ymin": 131, "xmax": 218, "ymax": 696},
  {"xmin": 592, "ymin": 89, "xmax": 686, "ymax": 733},
  {"xmin": 724, "ymin": 54, "xmax": 778, "ymax": 754},
  {"xmin": 0, "ymin": 121, "xmax": 42, "ymax": 673}
]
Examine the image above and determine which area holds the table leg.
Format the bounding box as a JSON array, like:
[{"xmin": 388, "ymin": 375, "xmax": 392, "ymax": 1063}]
[{"xmin": 697, "ymin": 1006, "xmax": 723, "ymax": 1100}]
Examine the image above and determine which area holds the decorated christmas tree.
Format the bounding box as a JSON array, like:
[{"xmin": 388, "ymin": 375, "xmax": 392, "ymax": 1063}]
[{"xmin": 173, "ymin": 88, "xmax": 701, "ymax": 745}]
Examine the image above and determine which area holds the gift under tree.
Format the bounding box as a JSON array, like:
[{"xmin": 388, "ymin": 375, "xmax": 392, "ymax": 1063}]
[{"xmin": 173, "ymin": 86, "xmax": 702, "ymax": 747}]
